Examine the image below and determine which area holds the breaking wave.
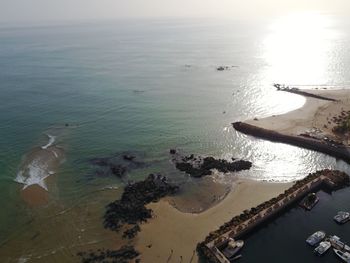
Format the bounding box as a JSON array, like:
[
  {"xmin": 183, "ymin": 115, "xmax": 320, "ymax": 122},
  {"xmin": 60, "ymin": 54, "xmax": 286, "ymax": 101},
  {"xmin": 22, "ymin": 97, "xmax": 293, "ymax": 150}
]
[{"xmin": 41, "ymin": 134, "xmax": 56, "ymax": 150}]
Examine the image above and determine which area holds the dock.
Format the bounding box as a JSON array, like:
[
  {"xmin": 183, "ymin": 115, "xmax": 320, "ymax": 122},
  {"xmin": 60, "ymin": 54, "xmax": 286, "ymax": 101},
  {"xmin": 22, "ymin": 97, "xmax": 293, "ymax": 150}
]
[{"xmin": 197, "ymin": 170, "xmax": 349, "ymax": 263}]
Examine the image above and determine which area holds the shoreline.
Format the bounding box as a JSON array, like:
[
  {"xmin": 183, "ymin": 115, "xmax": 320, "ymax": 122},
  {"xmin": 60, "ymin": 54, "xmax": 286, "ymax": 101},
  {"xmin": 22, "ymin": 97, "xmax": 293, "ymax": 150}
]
[
  {"xmin": 234, "ymin": 88, "xmax": 350, "ymax": 163},
  {"xmin": 136, "ymin": 178, "xmax": 292, "ymax": 262}
]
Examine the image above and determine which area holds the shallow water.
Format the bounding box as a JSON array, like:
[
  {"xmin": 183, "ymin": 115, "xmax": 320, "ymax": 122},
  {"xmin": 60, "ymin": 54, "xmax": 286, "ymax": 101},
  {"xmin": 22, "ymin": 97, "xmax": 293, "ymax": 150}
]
[{"xmin": 1, "ymin": 13, "xmax": 350, "ymax": 262}]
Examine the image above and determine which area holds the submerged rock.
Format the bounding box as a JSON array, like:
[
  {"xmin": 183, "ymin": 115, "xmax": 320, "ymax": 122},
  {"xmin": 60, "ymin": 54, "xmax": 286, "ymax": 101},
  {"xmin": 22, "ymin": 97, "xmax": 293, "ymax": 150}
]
[
  {"xmin": 103, "ymin": 174, "xmax": 179, "ymax": 232},
  {"xmin": 173, "ymin": 153, "xmax": 252, "ymax": 178},
  {"xmin": 88, "ymin": 152, "xmax": 147, "ymax": 179},
  {"xmin": 77, "ymin": 246, "xmax": 139, "ymax": 263}
]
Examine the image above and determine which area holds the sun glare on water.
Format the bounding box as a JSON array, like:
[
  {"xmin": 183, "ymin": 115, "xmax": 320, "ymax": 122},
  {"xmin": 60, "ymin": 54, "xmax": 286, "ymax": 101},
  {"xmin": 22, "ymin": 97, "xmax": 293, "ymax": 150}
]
[{"xmin": 262, "ymin": 12, "xmax": 340, "ymax": 86}]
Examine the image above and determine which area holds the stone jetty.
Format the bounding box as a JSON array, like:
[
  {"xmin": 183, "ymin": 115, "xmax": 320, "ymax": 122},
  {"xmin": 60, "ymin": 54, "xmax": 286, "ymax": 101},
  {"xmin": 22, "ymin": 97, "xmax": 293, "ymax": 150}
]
[
  {"xmin": 197, "ymin": 170, "xmax": 349, "ymax": 263},
  {"xmin": 232, "ymin": 122, "xmax": 350, "ymax": 164}
]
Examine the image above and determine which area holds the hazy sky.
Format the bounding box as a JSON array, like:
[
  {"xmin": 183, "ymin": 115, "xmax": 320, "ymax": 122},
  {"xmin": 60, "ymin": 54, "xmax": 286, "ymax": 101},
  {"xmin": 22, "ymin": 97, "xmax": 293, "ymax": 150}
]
[{"xmin": 1, "ymin": 0, "xmax": 349, "ymax": 23}]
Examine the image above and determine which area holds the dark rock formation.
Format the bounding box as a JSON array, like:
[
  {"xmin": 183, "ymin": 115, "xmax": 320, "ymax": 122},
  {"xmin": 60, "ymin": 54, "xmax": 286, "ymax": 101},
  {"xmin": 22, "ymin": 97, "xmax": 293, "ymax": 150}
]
[
  {"xmin": 77, "ymin": 246, "xmax": 139, "ymax": 263},
  {"xmin": 173, "ymin": 154, "xmax": 252, "ymax": 178},
  {"xmin": 123, "ymin": 154, "xmax": 136, "ymax": 161},
  {"xmin": 103, "ymin": 174, "xmax": 179, "ymax": 232},
  {"xmin": 123, "ymin": 225, "xmax": 141, "ymax": 239},
  {"xmin": 88, "ymin": 152, "xmax": 147, "ymax": 179}
]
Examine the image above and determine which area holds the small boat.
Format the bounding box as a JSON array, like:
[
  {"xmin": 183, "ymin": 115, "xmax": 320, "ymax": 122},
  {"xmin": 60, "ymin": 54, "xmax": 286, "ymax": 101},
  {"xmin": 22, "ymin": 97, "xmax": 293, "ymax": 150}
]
[
  {"xmin": 306, "ymin": 231, "xmax": 326, "ymax": 246},
  {"xmin": 334, "ymin": 249, "xmax": 350, "ymax": 263},
  {"xmin": 299, "ymin": 193, "xmax": 319, "ymax": 210},
  {"xmin": 334, "ymin": 211, "xmax": 350, "ymax": 224},
  {"xmin": 329, "ymin": 236, "xmax": 350, "ymax": 252},
  {"xmin": 314, "ymin": 241, "xmax": 331, "ymax": 255},
  {"xmin": 222, "ymin": 239, "xmax": 244, "ymax": 260}
]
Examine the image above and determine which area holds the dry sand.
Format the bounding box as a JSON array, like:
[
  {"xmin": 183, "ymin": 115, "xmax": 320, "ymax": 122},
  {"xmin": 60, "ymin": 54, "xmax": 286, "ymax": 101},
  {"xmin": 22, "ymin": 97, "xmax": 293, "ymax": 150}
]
[
  {"xmin": 136, "ymin": 89, "xmax": 350, "ymax": 262},
  {"xmin": 246, "ymin": 89, "xmax": 350, "ymax": 140},
  {"xmin": 136, "ymin": 178, "xmax": 292, "ymax": 263}
]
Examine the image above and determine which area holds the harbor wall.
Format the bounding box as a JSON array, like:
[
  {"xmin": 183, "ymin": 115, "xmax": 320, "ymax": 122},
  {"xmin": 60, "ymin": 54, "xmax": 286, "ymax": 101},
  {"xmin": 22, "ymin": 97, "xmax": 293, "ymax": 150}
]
[
  {"xmin": 198, "ymin": 170, "xmax": 350, "ymax": 263},
  {"xmin": 232, "ymin": 122, "xmax": 350, "ymax": 164}
]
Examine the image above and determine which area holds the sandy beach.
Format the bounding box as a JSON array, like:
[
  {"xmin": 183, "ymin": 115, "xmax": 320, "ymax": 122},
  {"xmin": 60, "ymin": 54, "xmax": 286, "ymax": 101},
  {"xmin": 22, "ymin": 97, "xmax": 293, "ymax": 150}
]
[
  {"xmin": 136, "ymin": 178, "xmax": 292, "ymax": 262},
  {"xmin": 246, "ymin": 89, "xmax": 350, "ymax": 140},
  {"xmin": 136, "ymin": 88, "xmax": 350, "ymax": 262}
]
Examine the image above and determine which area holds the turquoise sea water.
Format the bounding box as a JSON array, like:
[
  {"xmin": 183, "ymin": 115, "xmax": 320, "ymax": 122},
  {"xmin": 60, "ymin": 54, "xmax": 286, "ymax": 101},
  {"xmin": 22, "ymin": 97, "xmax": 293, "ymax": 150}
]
[{"xmin": 1, "ymin": 14, "xmax": 350, "ymax": 262}]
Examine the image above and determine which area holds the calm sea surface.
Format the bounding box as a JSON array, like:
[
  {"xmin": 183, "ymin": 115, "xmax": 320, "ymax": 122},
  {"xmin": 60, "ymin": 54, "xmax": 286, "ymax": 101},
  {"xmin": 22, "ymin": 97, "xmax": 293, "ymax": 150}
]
[{"xmin": 1, "ymin": 14, "xmax": 350, "ymax": 262}]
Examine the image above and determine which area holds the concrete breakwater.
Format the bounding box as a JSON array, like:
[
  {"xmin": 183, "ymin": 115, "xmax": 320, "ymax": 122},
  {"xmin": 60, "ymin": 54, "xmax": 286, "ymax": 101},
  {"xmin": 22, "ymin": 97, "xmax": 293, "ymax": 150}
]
[
  {"xmin": 274, "ymin": 84, "xmax": 338, "ymax": 102},
  {"xmin": 232, "ymin": 122, "xmax": 350, "ymax": 164},
  {"xmin": 197, "ymin": 170, "xmax": 350, "ymax": 263}
]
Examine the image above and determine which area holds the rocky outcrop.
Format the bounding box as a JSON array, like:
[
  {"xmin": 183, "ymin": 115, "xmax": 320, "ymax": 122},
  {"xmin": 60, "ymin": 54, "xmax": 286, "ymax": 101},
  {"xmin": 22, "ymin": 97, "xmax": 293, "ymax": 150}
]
[
  {"xmin": 103, "ymin": 174, "xmax": 179, "ymax": 232},
  {"xmin": 171, "ymin": 153, "xmax": 252, "ymax": 178},
  {"xmin": 77, "ymin": 246, "xmax": 139, "ymax": 263}
]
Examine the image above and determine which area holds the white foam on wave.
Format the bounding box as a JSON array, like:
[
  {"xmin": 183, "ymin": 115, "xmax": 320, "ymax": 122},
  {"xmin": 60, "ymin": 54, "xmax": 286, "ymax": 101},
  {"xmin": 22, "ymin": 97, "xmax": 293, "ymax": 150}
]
[
  {"xmin": 41, "ymin": 134, "xmax": 56, "ymax": 150},
  {"xmin": 15, "ymin": 159, "xmax": 51, "ymax": 191}
]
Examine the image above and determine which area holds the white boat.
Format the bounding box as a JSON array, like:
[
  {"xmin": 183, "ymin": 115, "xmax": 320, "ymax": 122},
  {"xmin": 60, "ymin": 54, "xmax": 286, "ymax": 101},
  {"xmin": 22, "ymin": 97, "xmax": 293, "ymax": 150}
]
[
  {"xmin": 222, "ymin": 239, "xmax": 244, "ymax": 260},
  {"xmin": 334, "ymin": 211, "xmax": 350, "ymax": 224},
  {"xmin": 314, "ymin": 241, "xmax": 331, "ymax": 255},
  {"xmin": 306, "ymin": 231, "xmax": 326, "ymax": 246},
  {"xmin": 334, "ymin": 249, "xmax": 350, "ymax": 263},
  {"xmin": 329, "ymin": 235, "xmax": 350, "ymax": 252}
]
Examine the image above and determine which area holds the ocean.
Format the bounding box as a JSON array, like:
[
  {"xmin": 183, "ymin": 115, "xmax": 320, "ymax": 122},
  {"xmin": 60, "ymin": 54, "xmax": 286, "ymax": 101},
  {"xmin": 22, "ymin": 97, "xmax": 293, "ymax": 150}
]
[{"xmin": 1, "ymin": 13, "xmax": 350, "ymax": 262}]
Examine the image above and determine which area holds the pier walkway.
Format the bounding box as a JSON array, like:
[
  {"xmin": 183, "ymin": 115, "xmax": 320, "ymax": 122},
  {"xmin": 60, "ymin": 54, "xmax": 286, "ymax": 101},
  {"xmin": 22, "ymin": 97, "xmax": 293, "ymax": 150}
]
[{"xmin": 201, "ymin": 171, "xmax": 349, "ymax": 263}]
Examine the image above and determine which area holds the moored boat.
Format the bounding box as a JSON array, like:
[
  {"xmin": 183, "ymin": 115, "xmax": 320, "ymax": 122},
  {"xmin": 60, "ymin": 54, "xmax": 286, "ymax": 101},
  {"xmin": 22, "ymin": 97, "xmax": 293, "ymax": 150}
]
[
  {"xmin": 306, "ymin": 231, "xmax": 326, "ymax": 246},
  {"xmin": 222, "ymin": 239, "xmax": 245, "ymax": 260},
  {"xmin": 299, "ymin": 193, "xmax": 319, "ymax": 210},
  {"xmin": 314, "ymin": 241, "xmax": 331, "ymax": 255},
  {"xmin": 334, "ymin": 211, "xmax": 350, "ymax": 224},
  {"xmin": 334, "ymin": 249, "xmax": 350, "ymax": 263},
  {"xmin": 329, "ymin": 236, "xmax": 350, "ymax": 252}
]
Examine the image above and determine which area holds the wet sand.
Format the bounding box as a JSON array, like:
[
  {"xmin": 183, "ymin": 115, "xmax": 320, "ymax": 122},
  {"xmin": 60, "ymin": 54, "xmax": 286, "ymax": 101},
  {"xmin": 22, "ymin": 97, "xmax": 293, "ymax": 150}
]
[
  {"xmin": 136, "ymin": 178, "xmax": 292, "ymax": 262},
  {"xmin": 16, "ymin": 145, "xmax": 65, "ymax": 207}
]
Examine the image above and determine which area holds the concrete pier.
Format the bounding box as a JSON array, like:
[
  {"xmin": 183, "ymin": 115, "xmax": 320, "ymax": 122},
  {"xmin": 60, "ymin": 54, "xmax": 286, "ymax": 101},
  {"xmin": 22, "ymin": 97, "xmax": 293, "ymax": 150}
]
[{"xmin": 198, "ymin": 170, "xmax": 349, "ymax": 263}]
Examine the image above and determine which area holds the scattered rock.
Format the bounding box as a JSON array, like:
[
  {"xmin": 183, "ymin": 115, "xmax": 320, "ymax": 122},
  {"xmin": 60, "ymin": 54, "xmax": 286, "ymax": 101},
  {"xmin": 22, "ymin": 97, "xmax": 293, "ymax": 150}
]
[
  {"xmin": 88, "ymin": 152, "xmax": 147, "ymax": 179},
  {"xmin": 169, "ymin": 149, "xmax": 177, "ymax": 155},
  {"xmin": 110, "ymin": 164, "xmax": 127, "ymax": 177},
  {"xmin": 172, "ymin": 154, "xmax": 252, "ymax": 178},
  {"xmin": 123, "ymin": 225, "xmax": 141, "ymax": 239},
  {"xmin": 103, "ymin": 174, "xmax": 179, "ymax": 232},
  {"xmin": 77, "ymin": 246, "xmax": 139, "ymax": 263},
  {"xmin": 123, "ymin": 154, "xmax": 136, "ymax": 161}
]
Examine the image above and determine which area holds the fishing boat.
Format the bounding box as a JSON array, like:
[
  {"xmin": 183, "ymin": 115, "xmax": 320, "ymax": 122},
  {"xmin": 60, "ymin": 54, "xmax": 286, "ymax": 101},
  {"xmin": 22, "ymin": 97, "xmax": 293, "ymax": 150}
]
[
  {"xmin": 334, "ymin": 211, "xmax": 350, "ymax": 224},
  {"xmin": 222, "ymin": 239, "xmax": 244, "ymax": 260},
  {"xmin": 329, "ymin": 236, "xmax": 350, "ymax": 252},
  {"xmin": 334, "ymin": 249, "xmax": 350, "ymax": 263},
  {"xmin": 299, "ymin": 193, "xmax": 319, "ymax": 210},
  {"xmin": 306, "ymin": 231, "xmax": 325, "ymax": 246},
  {"xmin": 314, "ymin": 241, "xmax": 331, "ymax": 255}
]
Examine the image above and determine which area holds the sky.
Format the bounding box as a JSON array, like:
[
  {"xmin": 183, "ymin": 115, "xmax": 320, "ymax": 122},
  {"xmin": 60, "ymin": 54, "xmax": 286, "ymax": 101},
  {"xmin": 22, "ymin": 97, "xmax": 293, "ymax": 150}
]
[{"xmin": 0, "ymin": 0, "xmax": 350, "ymax": 24}]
